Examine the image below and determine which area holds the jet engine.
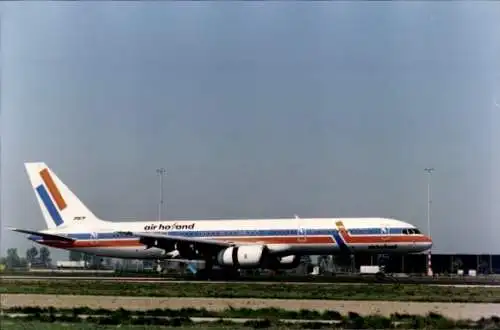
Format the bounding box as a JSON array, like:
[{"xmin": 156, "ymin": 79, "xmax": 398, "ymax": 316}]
[{"xmin": 216, "ymin": 245, "xmax": 268, "ymax": 268}]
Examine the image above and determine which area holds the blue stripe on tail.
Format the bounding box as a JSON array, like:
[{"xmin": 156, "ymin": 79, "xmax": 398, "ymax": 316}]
[{"xmin": 36, "ymin": 184, "xmax": 64, "ymax": 226}]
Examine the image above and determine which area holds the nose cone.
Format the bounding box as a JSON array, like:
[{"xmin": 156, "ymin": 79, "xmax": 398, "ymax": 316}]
[{"xmin": 423, "ymin": 235, "xmax": 433, "ymax": 251}]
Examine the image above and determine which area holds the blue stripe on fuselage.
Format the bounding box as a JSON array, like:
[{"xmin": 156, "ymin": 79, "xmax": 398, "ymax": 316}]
[
  {"xmin": 36, "ymin": 185, "xmax": 64, "ymax": 226},
  {"xmin": 31, "ymin": 227, "xmax": 410, "ymax": 242}
]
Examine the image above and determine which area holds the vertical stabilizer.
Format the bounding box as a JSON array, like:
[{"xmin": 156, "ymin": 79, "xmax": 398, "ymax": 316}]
[{"xmin": 24, "ymin": 162, "xmax": 103, "ymax": 229}]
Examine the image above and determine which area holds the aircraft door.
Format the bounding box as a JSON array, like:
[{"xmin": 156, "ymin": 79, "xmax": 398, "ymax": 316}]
[
  {"xmin": 381, "ymin": 224, "xmax": 390, "ymax": 241},
  {"xmin": 90, "ymin": 232, "xmax": 99, "ymax": 246},
  {"xmin": 295, "ymin": 215, "xmax": 307, "ymax": 243}
]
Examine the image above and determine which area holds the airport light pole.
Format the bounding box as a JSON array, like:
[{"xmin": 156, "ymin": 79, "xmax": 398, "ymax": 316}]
[
  {"xmin": 424, "ymin": 167, "xmax": 434, "ymax": 276},
  {"xmin": 155, "ymin": 168, "xmax": 166, "ymax": 273},
  {"xmin": 156, "ymin": 168, "xmax": 166, "ymax": 221}
]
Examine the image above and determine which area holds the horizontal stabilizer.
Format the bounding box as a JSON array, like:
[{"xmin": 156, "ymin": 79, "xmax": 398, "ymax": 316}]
[{"xmin": 8, "ymin": 227, "xmax": 75, "ymax": 242}]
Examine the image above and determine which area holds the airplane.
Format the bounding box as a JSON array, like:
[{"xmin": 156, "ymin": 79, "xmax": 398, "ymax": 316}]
[{"xmin": 9, "ymin": 162, "xmax": 432, "ymax": 279}]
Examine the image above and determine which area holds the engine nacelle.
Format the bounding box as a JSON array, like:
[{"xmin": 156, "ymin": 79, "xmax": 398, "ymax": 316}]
[
  {"xmin": 216, "ymin": 245, "xmax": 267, "ymax": 268},
  {"xmin": 164, "ymin": 250, "xmax": 180, "ymax": 258},
  {"xmin": 276, "ymin": 255, "xmax": 300, "ymax": 269}
]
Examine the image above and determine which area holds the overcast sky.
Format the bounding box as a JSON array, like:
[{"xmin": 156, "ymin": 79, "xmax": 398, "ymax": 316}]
[{"xmin": 1, "ymin": 2, "xmax": 499, "ymax": 260}]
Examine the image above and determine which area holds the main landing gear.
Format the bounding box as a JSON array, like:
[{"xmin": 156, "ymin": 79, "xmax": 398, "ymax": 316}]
[
  {"xmin": 194, "ymin": 257, "xmax": 240, "ymax": 281},
  {"xmin": 153, "ymin": 259, "xmax": 165, "ymax": 273},
  {"xmin": 194, "ymin": 268, "xmax": 240, "ymax": 281}
]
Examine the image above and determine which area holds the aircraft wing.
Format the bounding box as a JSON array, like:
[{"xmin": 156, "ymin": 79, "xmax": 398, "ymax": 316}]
[
  {"xmin": 8, "ymin": 227, "xmax": 75, "ymax": 242},
  {"xmin": 118, "ymin": 231, "xmax": 233, "ymax": 251}
]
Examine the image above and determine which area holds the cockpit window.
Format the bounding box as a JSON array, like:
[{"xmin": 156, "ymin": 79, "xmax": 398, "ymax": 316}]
[{"xmin": 403, "ymin": 228, "xmax": 421, "ymax": 235}]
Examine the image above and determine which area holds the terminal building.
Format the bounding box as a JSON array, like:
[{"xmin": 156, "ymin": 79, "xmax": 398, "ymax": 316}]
[{"xmin": 349, "ymin": 253, "xmax": 500, "ymax": 275}]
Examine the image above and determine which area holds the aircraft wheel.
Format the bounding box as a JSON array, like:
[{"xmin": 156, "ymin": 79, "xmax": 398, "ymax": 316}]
[
  {"xmin": 194, "ymin": 269, "xmax": 210, "ymax": 280},
  {"xmin": 222, "ymin": 269, "xmax": 241, "ymax": 281},
  {"xmin": 375, "ymin": 271, "xmax": 386, "ymax": 281}
]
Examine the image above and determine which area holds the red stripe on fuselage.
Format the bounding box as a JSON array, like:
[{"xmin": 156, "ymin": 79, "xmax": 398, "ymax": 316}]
[
  {"xmin": 38, "ymin": 236, "xmax": 336, "ymax": 248},
  {"xmin": 335, "ymin": 221, "xmax": 430, "ymax": 244},
  {"xmin": 38, "ymin": 239, "xmax": 143, "ymax": 249},
  {"xmin": 219, "ymin": 236, "xmax": 335, "ymax": 244},
  {"xmin": 35, "ymin": 232, "xmax": 429, "ymax": 250}
]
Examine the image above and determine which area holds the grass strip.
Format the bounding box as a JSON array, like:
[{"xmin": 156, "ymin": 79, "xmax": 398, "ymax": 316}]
[
  {"xmin": 1, "ymin": 306, "xmax": 499, "ymax": 329},
  {"xmin": 0, "ymin": 319, "xmax": 250, "ymax": 330},
  {"xmin": 2, "ymin": 280, "xmax": 500, "ymax": 302},
  {"xmin": 5, "ymin": 306, "xmax": 345, "ymax": 320}
]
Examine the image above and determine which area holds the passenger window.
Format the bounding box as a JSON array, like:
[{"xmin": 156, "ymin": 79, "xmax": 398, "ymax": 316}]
[{"xmin": 402, "ymin": 229, "xmax": 408, "ymax": 235}]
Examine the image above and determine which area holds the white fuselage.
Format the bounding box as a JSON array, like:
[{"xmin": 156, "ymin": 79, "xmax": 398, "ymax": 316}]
[{"xmin": 29, "ymin": 217, "xmax": 433, "ymax": 259}]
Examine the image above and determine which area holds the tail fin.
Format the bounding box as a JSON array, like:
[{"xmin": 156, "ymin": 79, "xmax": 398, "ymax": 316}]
[{"xmin": 24, "ymin": 162, "xmax": 103, "ymax": 229}]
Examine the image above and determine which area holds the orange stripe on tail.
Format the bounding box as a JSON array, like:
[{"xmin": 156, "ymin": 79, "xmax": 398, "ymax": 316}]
[{"xmin": 40, "ymin": 168, "xmax": 67, "ymax": 210}]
